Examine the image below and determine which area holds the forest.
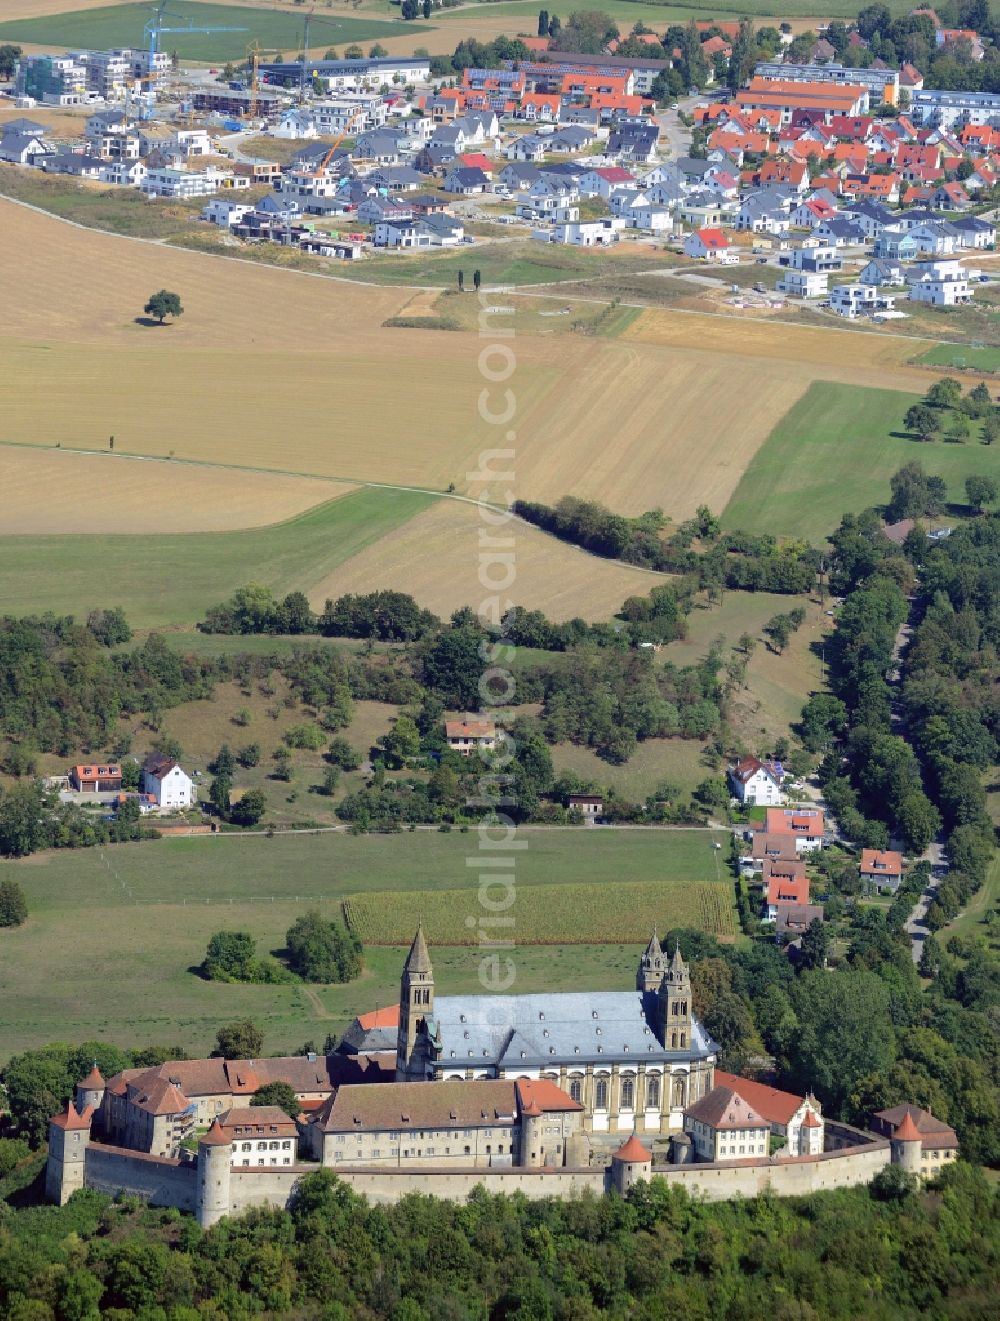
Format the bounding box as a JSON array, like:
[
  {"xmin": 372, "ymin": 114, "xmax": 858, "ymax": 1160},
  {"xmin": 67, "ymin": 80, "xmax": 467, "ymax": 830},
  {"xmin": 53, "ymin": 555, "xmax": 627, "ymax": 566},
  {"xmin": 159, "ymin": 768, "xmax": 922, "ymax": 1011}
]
[{"xmin": 0, "ymin": 1161, "xmax": 997, "ymax": 1319}]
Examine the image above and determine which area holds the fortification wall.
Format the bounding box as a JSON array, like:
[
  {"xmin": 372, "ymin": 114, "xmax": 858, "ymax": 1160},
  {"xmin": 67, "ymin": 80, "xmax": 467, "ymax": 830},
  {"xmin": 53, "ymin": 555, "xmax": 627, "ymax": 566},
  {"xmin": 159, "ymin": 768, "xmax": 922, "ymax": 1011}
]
[
  {"xmin": 336, "ymin": 1167, "xmax": 608, "ymax": 1205},
  {"xmin": 85, "ymin": 1145, "xmax": 197, "ymax": 1213},
  {"xmin": 652, "ymin": 1141, "xmax": 892, "ymax": 1200},
  {"xmin": 230, "ymin": 1167, "xmax": 308, "ymax": 1215}
]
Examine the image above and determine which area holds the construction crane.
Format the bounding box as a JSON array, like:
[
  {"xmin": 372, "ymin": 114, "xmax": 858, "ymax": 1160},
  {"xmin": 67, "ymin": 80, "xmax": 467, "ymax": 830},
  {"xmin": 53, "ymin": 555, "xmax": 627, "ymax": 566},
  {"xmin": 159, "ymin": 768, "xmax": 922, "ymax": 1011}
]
[
  {"xmin": 311, "ymin": 106, "xmax": 365, "ymax": 177},
  {"xmin": 141, "ymin": 0, "xmax": 246, "ymax": 120},
  {"xmin": 245, "ymin": 40, "xmax": 285, "ymax": 121}
]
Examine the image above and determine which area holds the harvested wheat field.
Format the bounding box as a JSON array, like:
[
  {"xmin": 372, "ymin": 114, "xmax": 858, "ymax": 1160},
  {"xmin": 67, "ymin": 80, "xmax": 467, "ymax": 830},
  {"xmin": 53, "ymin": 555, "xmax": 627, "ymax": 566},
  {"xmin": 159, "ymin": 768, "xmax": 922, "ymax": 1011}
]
[
  {"xmin": 622, "ymin": 307, "xmax": 937, "ymax": 392},
  {"xmin": 0, "ymin": 104, "xmax": 90, "ymax": 139},
  {"xmin": 0, "ymin": 447, "xmax": 350, "ymax": 534},
  {"xmin": 312, "ymin": 498, "xmax": 669, "ymax": 622},
  {"xmin": 1, "ymin": 199, "xmax": 862, "ymax": 522}
]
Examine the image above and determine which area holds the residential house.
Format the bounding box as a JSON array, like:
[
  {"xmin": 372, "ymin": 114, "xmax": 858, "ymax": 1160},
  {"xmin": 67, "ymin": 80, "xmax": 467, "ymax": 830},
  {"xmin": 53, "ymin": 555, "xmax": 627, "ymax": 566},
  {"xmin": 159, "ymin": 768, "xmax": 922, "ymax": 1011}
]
[
  {"xmin": 815, "ymin": 215, "xmax": 865, "ymax": 246},
  {"xmin": 44, "ymin": 153, "xmax": 105, "ymax": 179},
  {"xmin": 763, "ymin": 871, "xmax": 810, "ymax": 921},
  {"xmin": 764, "ymin": 807, "xmax": 824, "ymax": 852},
  {"xmin": 0, "ymin": 131, "xmax": 53, "ymax": 164},
  {"xmin": 715, "ymin": 1071, "xmax": 824, "ymax": 1155},
  {"xmin": 577, "ymin": 165, "xmax": 635, "ymax": 198},
  {"xmin": 568, "ymin": 794, "xmax": 604, "ymax": 819},
  {"xmin": 217, "ymin": 1106, "xmax": 299, "ymax": 1167},
  {"xmin": 505, "ymin": 133, "xmax": 547, "ymax": 163},
  {"xmin": 777, "ymin": 269, "xmax": 829, "ymax": 297},
  {"xmin": 932, "ymin": 180, "xmax": 971, "ymax": 210},
  {"xmin": 99, "ymin": 157, "xmax": 146, "ymax": 187},
  {"xmin": 782, "ymin": 242, "xmax": 842, "ymax": 273},
  {"xmin": 499, "ymin": 162, "xmax": 541, "ymax": 191},
  {"xmin": 683, "ymin": 227, "xmax": 736, "ymax": 262},
  {"xmin": 874, "ymin": 229, "xmax": 920, "ymax": 260},
  {"xmin": 740, "ymin": 831, "xmax": 799, "ymax": 876},
  {"xmin": 774, "ymin": 905, "xmax": 826, "ymax": 939},
  {"xmin": 202, "ymin": 198, "xmax": 253, "ymax": 227},
  {"xmin": 443, "ymin": 165, "xmax": 490, "ymax": 194},
  {"xmin": 728, "ymin": 756, "xmax": 785, "ymax": 806},
  {"xmin": 445, "ymin": 718, "xmax": 498, "ymax": 756},
  {"xmin": 608, "ymin": 122, "xmax": 659, "ymax": 163},
  {"xmin": 736, "ymin": 191, "xmax": 789, "ymax": 233},
  {"xmin": 542, "ymin": 217, "xmax": 625, "ymax": 246},
  {"xmin": 859, "ymin": 256, "xmax": 907, "ymax": 286},
  {"xmin": 950, "ymin": 214, "xmax": 996, "ymax": 248},
  {"xmin": 69, "ymin": 763, "xmax": 122, "ymax": 793},
  {"xmin": 677, "ymin": 193, "xmax": 727, "ymax": 230},
  {"xmin": 830, "ymin": 283, "xmax": 897, "ymax": 317},
  {"xmin": 683, "ymin": 1087, "xmax": 770, "ymax": 1162},
  {"xmin": 860, "ymin": 848, "xmax": 904, "ymax": 892},
  {"xmin": 843, "ymin": 200, "xmax": 896, "ymax": 240},
  {"xmin": 907, "ymin": 257, "xmax": 971, "ymax": 305},
  {"xmin": 374, "ymin": 219, "xmax": 432, "ymax": 249},
  {"xmin": 141, "ymin": 754, "xmax": 194, "ymax": 809}
]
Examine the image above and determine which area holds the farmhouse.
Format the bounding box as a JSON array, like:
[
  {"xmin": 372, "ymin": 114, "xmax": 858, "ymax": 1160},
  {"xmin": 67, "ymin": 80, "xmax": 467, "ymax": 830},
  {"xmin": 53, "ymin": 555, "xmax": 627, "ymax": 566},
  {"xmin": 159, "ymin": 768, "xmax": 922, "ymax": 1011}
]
[
  {"xmin": 568, "ymin": 793, "xmax": 604, "ymax": 819},
  {"xmin": 141, "ymin": 754, "xmax": 194, "ymax": 809}
]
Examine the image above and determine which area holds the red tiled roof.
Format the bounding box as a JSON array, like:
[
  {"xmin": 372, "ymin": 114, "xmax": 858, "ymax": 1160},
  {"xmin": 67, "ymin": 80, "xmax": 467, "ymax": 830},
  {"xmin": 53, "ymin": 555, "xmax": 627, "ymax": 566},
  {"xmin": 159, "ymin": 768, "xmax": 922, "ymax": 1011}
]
[
  {"xmin": 861, "ymin": 849, "xmax": 903, "ymax": 877},
  {"xmin": 357, "ymin": 1004, "xmax": 401, "ymax": 1030},
  {"xmin": 517, "ymin": 1078, "xmax": 583, "ymax": 1113},
  {"xmin": 685, "ymin": 1085, "xmax": 768, "ymax": 1131},
  {"xmin": 715, "ymin": 1071, "xmax": 810, "ymax": 1127},
  {"xmin": 445, "ymin": 719, "xmax": 496, "ymax": 739},
  {"xmin": 200, "ymin": 1119, "xmax": 231, "ymax": 1145},
  {"xmin": 694, "ymin": 227, "xmax": 728, "ymax": 249},
  {"xmin": 80, "ymin": 1063, "xmax": 105, "ymax": 1089},
  {"xmin": 612, "ymin": 1133, "xmax": 652, "ymax": 1162},
  {"xmin": 894, "ymin": 1112, "xmax": 922, "ymax": 1141},
  {"xmin": 51, "ymin": 1101, "xmax": 93, "ymax": 1131}
]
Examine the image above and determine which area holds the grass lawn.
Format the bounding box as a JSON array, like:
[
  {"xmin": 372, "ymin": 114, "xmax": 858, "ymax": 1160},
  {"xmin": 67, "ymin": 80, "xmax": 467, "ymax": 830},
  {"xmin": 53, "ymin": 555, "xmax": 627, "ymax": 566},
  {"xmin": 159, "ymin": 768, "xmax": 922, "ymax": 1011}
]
[
  {"xmin": 0, "ymin": 487, "xmax": 435, "ymax": 629},
  {"xmin": 356, "ymin": 241, "xmax": 664, "ymax": 289},
  {"xmin": 552, "ymin": 738, "xmax": 710, "ymax": 801},
  {"xmin": 434, "ymin": 0, "xmax": 909, "ymax": 23},
  {"xmin": 917, "ymin": 343, "xmax": 1000, "ymax": 373},
  {"xmin": 722, "ymin": 381, "xmax": 1000, "ymax": 540},
  {"xmin": 0, "ymin": 829, "xmax": 728, "ymax": 1057},
  {"xmin": 939, "ymin": 854, "xmax": 1000, "ymax": 950},
  {"xmin": 0, "ymin": 3, "xmax": 423, "ymax": 63}
]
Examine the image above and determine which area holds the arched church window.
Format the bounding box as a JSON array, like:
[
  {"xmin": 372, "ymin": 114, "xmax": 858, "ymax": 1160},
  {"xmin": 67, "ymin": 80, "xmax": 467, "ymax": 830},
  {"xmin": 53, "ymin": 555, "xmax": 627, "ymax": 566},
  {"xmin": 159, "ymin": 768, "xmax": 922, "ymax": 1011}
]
[
  {"xmin": 672, "ymin": 1075, "xmax": 686, "ymax": 1108},
  {"xmin": 569, "ymin": 1079, "xmax": 583, "ymax": 1104},
  {"xmin": 621, "ymin": 1076, "xmax": 635, "ymax": 1110},
  {"xmin": 646, "ymin": 1075, "xmax": 660, "ymax": 1108},
  {"xmin": 595, "ymin": 1078, "xmax": 609, "ymax": 1110}
]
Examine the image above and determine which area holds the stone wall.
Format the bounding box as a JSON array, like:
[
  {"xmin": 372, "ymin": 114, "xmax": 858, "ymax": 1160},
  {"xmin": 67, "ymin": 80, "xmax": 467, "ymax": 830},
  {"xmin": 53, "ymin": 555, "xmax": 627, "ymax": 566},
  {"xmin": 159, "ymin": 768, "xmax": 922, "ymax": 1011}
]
[
  {"xmin": 84, "ymin": 1144, "xmax": 197, "ymax": 1213},
  {"xmin": 74, "ymin": 1128, "xmax": 895, "ymax": 1222}
]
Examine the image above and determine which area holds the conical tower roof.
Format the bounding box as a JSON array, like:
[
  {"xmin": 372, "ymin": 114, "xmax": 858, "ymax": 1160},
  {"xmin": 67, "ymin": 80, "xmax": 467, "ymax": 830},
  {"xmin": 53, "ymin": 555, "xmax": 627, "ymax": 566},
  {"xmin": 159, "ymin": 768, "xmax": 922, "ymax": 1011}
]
[
  {"xmin": 404, "ymin": 925, "xmax": 432, "ymax": 975},
  {"xmin": 642, "ymin": 929, "xmax": 662, "ymax": 961},
  {"xmin": 894, "ymin": 1112, "xmax": 922, "ymax": 1142},
  {"xmin": 80, "ymin": 1061, "xmax": 105, "ymax": 1090},
  {"xmin": 669, "ymin": 942, "xmax": 686, "ymax": 973},
  {"xmin": 612, "ymin": 1134, "xmax": 652, "ymax": 1164},
  {"xmin": 200, "ymin": 1119, "xmax": 231, "ymax": 1146}
]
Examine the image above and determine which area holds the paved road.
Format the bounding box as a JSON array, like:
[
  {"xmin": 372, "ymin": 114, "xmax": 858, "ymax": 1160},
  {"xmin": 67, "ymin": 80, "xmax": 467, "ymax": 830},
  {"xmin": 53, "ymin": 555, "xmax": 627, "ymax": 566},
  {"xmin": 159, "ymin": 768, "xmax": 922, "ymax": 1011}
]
[
  {"xmin": 905, "ymin": 840, "xmax": 947, "ymax": 965},
  {"xmin": 654, "ymin": 96, "xmax": 700, "ymax": 159}
]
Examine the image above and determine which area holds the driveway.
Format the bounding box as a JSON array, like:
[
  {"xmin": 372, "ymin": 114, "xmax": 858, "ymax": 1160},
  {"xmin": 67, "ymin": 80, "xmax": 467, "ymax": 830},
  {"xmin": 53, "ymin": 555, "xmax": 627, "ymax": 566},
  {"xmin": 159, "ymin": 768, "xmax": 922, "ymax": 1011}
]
[{"xmin": 905, "ymin": 839, "xmax": 947, "ymax": 966}]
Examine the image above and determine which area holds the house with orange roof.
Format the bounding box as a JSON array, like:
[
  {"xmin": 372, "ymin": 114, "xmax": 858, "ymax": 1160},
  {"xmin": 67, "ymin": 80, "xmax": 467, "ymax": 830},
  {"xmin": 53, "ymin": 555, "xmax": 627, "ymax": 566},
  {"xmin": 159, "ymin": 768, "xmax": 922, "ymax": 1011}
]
[
  {"xmin": 715, "ymin": 1071, "xmax": 823, "ymax": 1154},
  {"xmin": 765, "ymin": 807, "xmax": 825, "ymax": 851},
  {"xmin": 514, "ymin": 92, "xmax": 560, "ymax": 121},
  {"xmin": 445, "ymin": 717, "xmax": 498, "ymax": 756},
  {"xmin": 69, "ymin": 762, "xmax": 122, "ymax": 793},
  {"xmin": 860, "ymin": 848, "xmax": 904, "ymax": 892},
  {"xmin": 763, "ymin": 871, "xmax": 810, "ymax": 920},
  {"xmin": 701, "ymin": 34, "xmax": 732, "ymax": 60},
  {"xmin": 842, "ymin": 172, "xmax": 900, "ymax": 203},
  {"xmin": 694, "ymin": 19, "xmax": 740, "ymax": 39}
]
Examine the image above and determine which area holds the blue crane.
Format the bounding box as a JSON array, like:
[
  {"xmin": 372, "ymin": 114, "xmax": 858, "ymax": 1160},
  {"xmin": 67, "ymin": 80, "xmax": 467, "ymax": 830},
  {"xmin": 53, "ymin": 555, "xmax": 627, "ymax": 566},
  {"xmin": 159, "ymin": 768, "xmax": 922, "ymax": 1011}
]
[{"xmin": 141, "ymin": 1, "xmax": 246, "ymax": 119}]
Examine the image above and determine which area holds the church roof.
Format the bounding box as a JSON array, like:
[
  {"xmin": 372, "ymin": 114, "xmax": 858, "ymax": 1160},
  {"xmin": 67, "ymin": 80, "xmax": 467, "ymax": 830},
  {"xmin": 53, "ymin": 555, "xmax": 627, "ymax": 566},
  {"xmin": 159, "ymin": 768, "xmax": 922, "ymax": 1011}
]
[
  {"xmin": 404, "ymin": 925, "xmax": 432, "ymax": 975},
  {"xmin": 669, "ymin": 944, "xmax": 686, "ymax": 973},
  {"xmin": 432, "ymin": 990, "xmax": 716, "ymax": 1069},
  {"xmin": 642, "ymin": 930, "xmax": 662, "ymax": 961}
]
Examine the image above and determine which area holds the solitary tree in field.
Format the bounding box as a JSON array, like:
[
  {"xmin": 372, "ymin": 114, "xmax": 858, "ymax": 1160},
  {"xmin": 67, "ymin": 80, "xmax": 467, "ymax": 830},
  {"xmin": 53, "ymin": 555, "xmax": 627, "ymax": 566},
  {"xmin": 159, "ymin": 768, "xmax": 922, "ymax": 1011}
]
[
  {"xmin": 457, "ymin": 269, "xmax": 465, "ymax": 292},
  {"xmin": 144, "ymin": 289, "xmax": 183, "ymax": 324},
  {"xmin": 965, "ymin": 473, "xmax": 998, "ymax": 512},
  {"xmin": 473, "ymin": 268, "xmax": 482, "ymax": 291},
  {"xmin": 0, "ymin": 878, "xmax": 27, "ymax": 928}
]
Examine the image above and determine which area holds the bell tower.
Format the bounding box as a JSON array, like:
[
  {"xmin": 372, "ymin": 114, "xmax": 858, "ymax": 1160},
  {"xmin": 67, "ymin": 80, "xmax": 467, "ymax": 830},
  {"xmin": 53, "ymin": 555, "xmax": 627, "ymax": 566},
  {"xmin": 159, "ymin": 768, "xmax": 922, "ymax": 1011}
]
[
  {"xmin": 396, "ymin": 926, "xmax": 435, "ymax": 1081},
  {"xmin": 658, "ymin": 943, "xmax": 692, "ymax": 1050},
  {"xmin": 637, "ymin": 929, "xmax": 665, "ymax": 993}
]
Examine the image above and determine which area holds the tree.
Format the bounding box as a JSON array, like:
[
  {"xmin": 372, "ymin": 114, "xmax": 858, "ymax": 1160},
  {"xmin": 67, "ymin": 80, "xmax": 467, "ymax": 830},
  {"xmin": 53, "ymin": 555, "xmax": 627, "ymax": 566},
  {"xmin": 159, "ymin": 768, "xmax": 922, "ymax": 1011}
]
[
  {"xmin": 473, "ymin": 269, "xmax": 482, "ymax": 290},
  {"xmin": 231, "ymin": 787, "xmax": 266, "ymax": 826},
  {"xmin": 763, "ymin": 613, "xmax": 792, "ymax": 654},
  {"xmin": 209, "ymin": 773, "xmax": 231, "ymax": 818},
  {"xmin": 887, "ymin": 461, "xmax": 947, "ymax": 521},
  {"xmin": 458, "ymin": 269, "xmax": 465, "ymax": 292},
  {"xmin": 0, "ymin": 877, "xmax": 27, "ymax": 927},
  {"xmin": 238, "ymin": 742, "xmax": 260, "ymax": 768},
  {"xmin": 203, "ymin": 931, "xmax": 258, "ymax": 982},
  {"xmin": 0, "ymin": 44, "xmax": 22, "ymax": 78},
  {"xmin": 982, "ymin": 412, "xmax": 1000, "ymax": 446},
  {"xmin": 924, "ymin": 377, "xmax": 962, "ymax": 409},
  {"xmin": 328, "ymin": 737, "xmax": 361, "ymax": 771},
  {"xmin": 143, "ymin": 290, "xmax": 183, "ymax": 324},
  {"xmin": 0, "ymin": 784, "xmax": 47, "ymax": 858},
  {"xmin": 904, "ymin": 402, "xmax": 939, "ymax": 442},
  {"xmin": 286, "ymin": 910, "xmax": 362, "ymax": 983},
  {"xmin": 344, "ymin": 44, "xmax": 363, "ymax": 59},
  {"xmin": 422, "ymin": 0, "xmax": 431, "ymax": 17},
  {"xmin": 787, "ymin": 969, "xmax": 896, "ymax": 1111},
  {"xmin": 798, "ymin": 918, "xmax": 829, "ymax": 970},
  {"xmin": 369, "ymin": 42, "xmax": 388, "ymax": 56},
  {"xmin": 215, "ymin": 1018, "xmax": 264, "ymax": 1059},
  {"xmin": 252, "ymin": 1081, "xmax": 301, "ymax": 1118},
  {"xmin": 319, "ymin": 765, "xmax": 340, "ymax": 796},
  {"xmin": 538, "ymin": 9, "xmax": 549, "ymax": 37},
  {"xmin": 273, "ymin": 746, "xmax": 293, "ymax": 781},
  {"xmin": 965, "ymin": 473, "xmax": 998, "ymax": 512},
  {"xmin": 945, "ymin": 412, "xmax": 970, "ymax": 444}
]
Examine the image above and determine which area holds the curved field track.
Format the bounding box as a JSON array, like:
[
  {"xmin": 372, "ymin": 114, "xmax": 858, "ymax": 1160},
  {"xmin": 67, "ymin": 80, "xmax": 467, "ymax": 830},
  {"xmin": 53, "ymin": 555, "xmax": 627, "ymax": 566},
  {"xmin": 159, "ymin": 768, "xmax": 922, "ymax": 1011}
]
[
  {"xmin": 312, "ymin": 498, "xmax": 670, "ymax": 622},
  {"xmin": 0, "ymin": 447, "xmax": 351, "ymax": 534}
]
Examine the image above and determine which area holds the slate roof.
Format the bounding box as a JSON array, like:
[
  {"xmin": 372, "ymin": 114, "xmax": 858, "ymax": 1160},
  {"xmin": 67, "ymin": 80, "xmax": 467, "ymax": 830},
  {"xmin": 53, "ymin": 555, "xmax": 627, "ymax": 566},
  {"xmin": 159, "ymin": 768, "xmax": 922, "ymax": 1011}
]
[{"xmin": 434, "ymin": 990, "xmax": 717, "ymax": 1069}]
